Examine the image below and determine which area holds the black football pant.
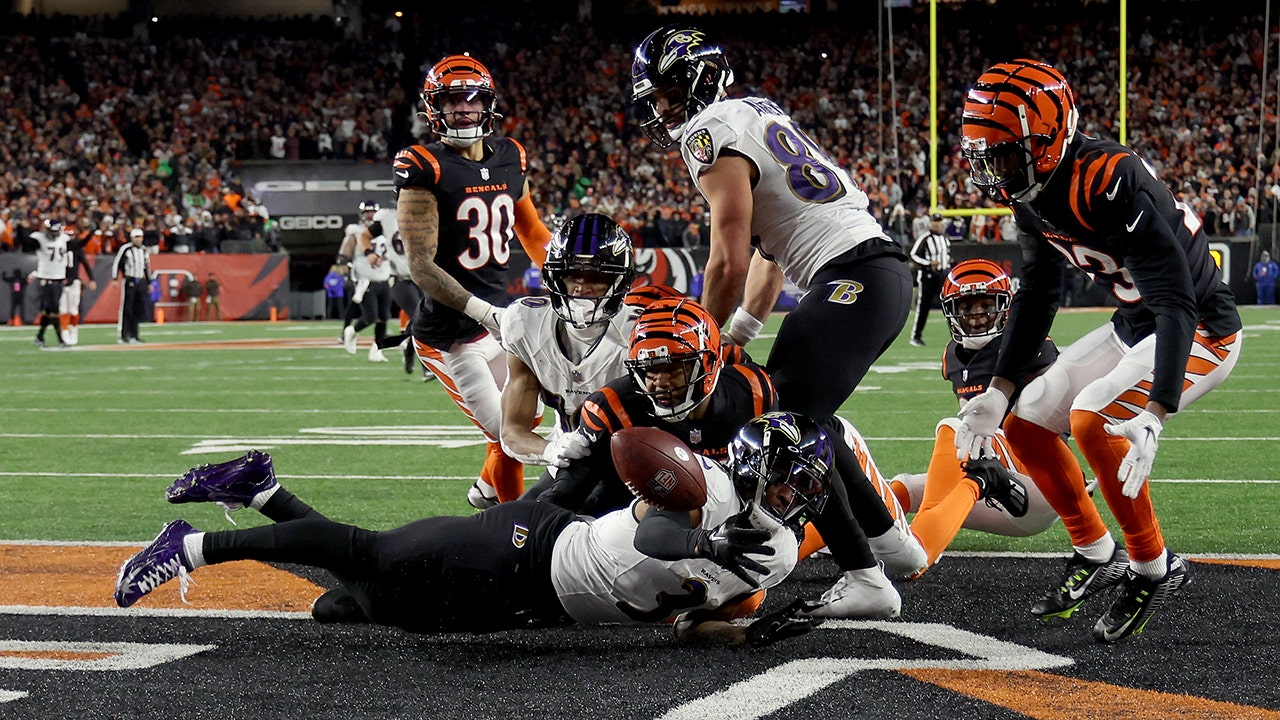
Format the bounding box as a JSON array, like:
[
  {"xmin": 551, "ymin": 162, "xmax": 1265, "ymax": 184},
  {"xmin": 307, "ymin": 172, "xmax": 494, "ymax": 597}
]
[
  {"xmin": 120, "ymin": 278, "xmax": 148, "ymax": 340},
  {"xmin": 201, "ymin": 492, "xmax": 574, "ymax": 633},
  {"xmin": 766, "ymin": 253, "xmax": 911, "ymax": 422}
]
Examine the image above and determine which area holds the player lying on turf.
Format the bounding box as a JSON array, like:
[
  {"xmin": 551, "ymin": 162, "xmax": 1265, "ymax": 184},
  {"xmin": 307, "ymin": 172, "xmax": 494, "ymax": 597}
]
[
  {"xmin": 885, "ymin": 259, "xmax": 1065, "ymax": 574},
  {"xmin": 114, "ymin": 414, "xmax": 837, "ymax": 646}
]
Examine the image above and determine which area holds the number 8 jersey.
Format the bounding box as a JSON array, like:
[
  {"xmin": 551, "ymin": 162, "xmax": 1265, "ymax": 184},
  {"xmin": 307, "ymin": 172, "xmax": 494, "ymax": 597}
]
[
  {"xmin": 393, "ymin": 137, "xmax": 530, "ymax": 347},
  {"xmin": 680, "ymin": 97, "xmax": 889, "ymax": 291}
]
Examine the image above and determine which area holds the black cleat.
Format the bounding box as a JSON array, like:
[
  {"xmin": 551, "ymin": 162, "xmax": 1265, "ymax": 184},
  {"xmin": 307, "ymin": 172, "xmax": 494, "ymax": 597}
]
[
  {"xmin": 1031, "ymin": 545, "xmax": 1130, "ymax": 619},
  {"xmin": 1093, "ymin": 551, "xmax": 1191, "ymax": 643},
  {"xmin": 962, "ymin": 457, "xmax": 1029, "ymax": 517}
]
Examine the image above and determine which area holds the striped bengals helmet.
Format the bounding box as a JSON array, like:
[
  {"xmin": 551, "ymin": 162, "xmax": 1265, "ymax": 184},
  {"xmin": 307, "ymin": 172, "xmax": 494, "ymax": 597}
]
[
  {"xmin": 941, "ymin": 259, "xmax": 1012, "ymax": 350},
  {"xmin": 420, "ymin": 54, "xmax": 500, "ymax": 148},
  {"xmin": 960, "ymin": 60, "xmax": 1078, "ymax": 204},
  {"xmin": 625, "ymin": 298, "xmax": 722, "ymax": 422}
]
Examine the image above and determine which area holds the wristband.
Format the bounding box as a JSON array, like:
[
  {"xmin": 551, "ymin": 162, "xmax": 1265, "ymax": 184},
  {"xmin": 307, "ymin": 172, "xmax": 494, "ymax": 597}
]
[
  {"xmin": 363, "ymin": 248, "xmax": 377, "ymax": 257},
  {"xmin": 463, "ymin": 296, "xmax": 496, "ymax": 323},
  {"xmin": 725, "ymin": 308, "xmax": 764, "ymax": 346}
]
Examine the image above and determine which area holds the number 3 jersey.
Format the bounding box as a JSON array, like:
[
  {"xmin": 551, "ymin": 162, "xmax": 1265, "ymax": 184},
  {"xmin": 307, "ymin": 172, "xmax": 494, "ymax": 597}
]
[
  {"xmin": 680, "ymin": 97, "xmax": 890, "ymax": 291},
  {"xmin": 550, "ymin": 457, "xmax": 799, "ymax": 625},
  {"xmin": 394, "ymin": 138, "xmax": 530, "ymax": 348}
]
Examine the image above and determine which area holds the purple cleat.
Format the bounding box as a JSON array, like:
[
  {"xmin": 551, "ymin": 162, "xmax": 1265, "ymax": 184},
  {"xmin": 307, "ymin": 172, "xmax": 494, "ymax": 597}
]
[
  {"xmin": 115, "ymin": 519, "xmax": 198, "ymax": 608},
  {"xmin": 166, "ymin": 450, "xmax": 278, "ymax": 522}
]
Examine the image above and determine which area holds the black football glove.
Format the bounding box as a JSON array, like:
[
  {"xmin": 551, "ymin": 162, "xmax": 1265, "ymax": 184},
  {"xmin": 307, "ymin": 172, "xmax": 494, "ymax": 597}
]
[
  {"xmin": 693, "ymin": 519, "xmax": 774, "ymax": 589},
  {"xmin": 962, "ymin": 457, "xmax": 1030, "ymax": 518},
  {"xmin": 745, "ymin": 598, "xmax": 825, "ymax": 647}
]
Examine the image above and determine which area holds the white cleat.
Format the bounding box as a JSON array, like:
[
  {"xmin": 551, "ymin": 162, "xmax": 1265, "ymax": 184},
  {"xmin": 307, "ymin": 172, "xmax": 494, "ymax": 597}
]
[
  {"xmin": 342, "ymin": 326, "xmax": 357, "ymax": 355},
  {"xmin": 803, "ymin": 565, "xmax": 901, "ymax": 619},
  {"xmin": 368, "ymin": 344, "xmax": 388, "ymax": 363},
  {"xmin": 869, "ymin": 525, "xmax": 930, "ymax": 581}
]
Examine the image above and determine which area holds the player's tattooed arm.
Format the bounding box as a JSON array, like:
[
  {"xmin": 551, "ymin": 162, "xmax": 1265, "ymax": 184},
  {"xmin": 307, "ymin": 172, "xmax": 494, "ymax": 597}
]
[{"xmin": 399, "ymin": 187, "xmax": 473, "ymax": 311}]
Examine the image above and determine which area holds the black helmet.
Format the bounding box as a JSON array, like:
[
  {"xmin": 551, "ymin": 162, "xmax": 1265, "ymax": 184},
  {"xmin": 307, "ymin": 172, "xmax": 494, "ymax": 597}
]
[
  {"xmin": 543, "ymin": 213, "xmax": 636, "ymax": 328},
  {"xmin": 727, "ymin": 412, "xmax": 833, "ymax": 527},
  {"xmin": 631, "ymin": 26, "xmax": 734, "ymax": 148}
]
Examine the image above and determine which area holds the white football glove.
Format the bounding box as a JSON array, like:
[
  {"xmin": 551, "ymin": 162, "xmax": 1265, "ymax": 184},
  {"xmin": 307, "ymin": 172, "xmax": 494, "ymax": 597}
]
[
  {"xmin": 463, "ymin": 297, "xmax": 505, "ymax": 341},
  {"xmin": 541, "ymin": 431, "xmax": 591, "ymax": 469},
  {"xmin": 1104, "ymin": 410, "xmax": 1163, "ymax": 499},
  {"xmin": 954, "ymin": 387, "xmax": 1009, "ymax": 460}
]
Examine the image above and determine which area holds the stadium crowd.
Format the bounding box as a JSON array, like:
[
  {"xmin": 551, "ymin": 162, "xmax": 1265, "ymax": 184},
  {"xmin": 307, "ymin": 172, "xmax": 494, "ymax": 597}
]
[{"xmin": 0, "ymin": 2, "xmax": 1276, "ymax": 257}]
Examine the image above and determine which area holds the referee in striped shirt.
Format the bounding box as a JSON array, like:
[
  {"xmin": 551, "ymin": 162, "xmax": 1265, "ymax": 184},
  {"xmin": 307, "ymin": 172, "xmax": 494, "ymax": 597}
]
[
  {"xmin": 112, "ymin": 228, "xmax": 152, "ymax": 344},
  {"xmin": 908, "ymin": 213, "xmax": 952, "ymax": 347}
]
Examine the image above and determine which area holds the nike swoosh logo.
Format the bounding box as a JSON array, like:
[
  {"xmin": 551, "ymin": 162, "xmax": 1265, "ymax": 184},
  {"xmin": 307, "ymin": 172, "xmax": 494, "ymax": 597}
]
[
  {"xmin": 1126, "ymin": 211, "xmax": 1143, "ymax": 233},
  {"xmin": 1105, "ymin": 176, "xmax": 1123, "ymax": 201},
  {"xmin": 395, "ymin": 170, "xmax": 409, "ymax": 178}
]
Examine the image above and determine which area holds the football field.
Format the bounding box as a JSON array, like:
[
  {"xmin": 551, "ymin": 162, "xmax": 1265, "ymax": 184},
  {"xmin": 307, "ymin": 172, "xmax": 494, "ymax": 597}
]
[{"xmin": 0, "ymin": 306, "xmax": 1278, "ymax": 718}]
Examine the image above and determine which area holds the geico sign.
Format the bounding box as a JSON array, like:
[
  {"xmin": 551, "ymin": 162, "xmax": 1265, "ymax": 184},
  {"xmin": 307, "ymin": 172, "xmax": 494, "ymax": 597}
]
[
  {"xmin": 253, "ymin": 180, "xmax": 397, "ymax": 192},
  {"xmin": 280, "ymin": 215, "xmax": 344, "ymax": 230}
]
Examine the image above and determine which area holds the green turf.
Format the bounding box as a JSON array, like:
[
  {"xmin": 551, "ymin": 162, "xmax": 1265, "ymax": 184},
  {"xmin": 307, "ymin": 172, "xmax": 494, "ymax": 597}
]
[{"xmin": 2, "ymin": 307, "xmax": 1277, "ymax": 552}]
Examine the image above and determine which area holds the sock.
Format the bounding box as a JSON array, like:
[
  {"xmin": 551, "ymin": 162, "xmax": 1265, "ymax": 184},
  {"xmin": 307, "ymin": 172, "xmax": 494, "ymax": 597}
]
[
  {"xmin": 1004, "ymin": 415, "xmax": 1109, "ymax": 547},
  {"xmin": 1070, "ymin": 409, "xmax": 1166, "ymax": 564},
  {"xmin": 483, "ymin": 442, "xmax": 525, "ymax": 502},
  {"xmin": 249, "ymin": 484, "xmax": 281, "ymax": 511},
  {"xmin": 1073, "ymin": 533, "xmax": 1117, "ymax": 564},
  {"xmin": 1130, "ymin": 551, "xmax": 1170, "ymax": 580},
  {"xmin": 183, "ymin": 532, "xmax": 207, "ymax": 569}
]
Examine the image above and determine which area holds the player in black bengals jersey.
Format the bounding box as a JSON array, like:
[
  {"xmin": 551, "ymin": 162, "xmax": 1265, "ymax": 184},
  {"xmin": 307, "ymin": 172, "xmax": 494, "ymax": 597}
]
[
  {"xmin": 958, "ymin": 60, "xmax": 1243, "ymax": 643},
  {"xmin": 394, "ymin": 54, "xmax": 554, "ymax": 509}
]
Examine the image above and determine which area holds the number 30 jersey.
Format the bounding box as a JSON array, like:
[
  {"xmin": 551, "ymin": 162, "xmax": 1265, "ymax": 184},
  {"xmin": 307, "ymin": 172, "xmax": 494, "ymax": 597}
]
[
  {"xmin": 550, "ymin": 457, "xmax": 799, "ymax": 625},
  {"xmin": 680, "ymin": 97, "xmax": 889, "ymax": 291},
  {"xmin": 394, "ymin": 138, "xmax": 529, "ymax": 347}
]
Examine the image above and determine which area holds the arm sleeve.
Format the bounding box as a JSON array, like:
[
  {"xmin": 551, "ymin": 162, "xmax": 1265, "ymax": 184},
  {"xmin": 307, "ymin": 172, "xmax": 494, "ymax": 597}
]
[
  {"xmin": 908, "ymin": 234, "xmax": 930, "ymax": 266},
  {"xmin": 993, "ymin": 225, "xmax": 1063, "ymax": 384},
  {"xmin": 513, "ymin": 195, "xmax": 550, "ymax": 268},
  {"xmin": 633, "ymin": 508, "xmax": 704, "ymax": 560}
]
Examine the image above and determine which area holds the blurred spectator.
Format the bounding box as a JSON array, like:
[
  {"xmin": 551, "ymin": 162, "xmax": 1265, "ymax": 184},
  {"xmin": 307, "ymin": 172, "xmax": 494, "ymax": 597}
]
[{"xmin": 1254, "ymin": 250, "xmax": 1278, "ymax": 304}]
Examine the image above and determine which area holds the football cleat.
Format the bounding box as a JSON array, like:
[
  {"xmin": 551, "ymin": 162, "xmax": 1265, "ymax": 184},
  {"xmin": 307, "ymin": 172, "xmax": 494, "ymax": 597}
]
[
  {"xmin": 33, "ymin": 337, "xmax": 46, "ymax": 348},
  {"xmin": 1032, "ymin": 545, "xmax": 1129, "ymax": 619},
  {"xmin": 311, "ymin": 586, "xmax": 370, "ymax": 624},
  {"xmin": 963, "ymin": 457, "xmax": 1029, "ymax": 517},
  {"xmin": 115, "ymin": 519, "xmax": 197, "ymax": 608},
  {"xmin": 801, "ymin": 565, "xmax": 901, "ymax": 619},
  {"xmin": 368, "ymin": 344, "xmax": 388, "ymax": 363},
  {"xmin": 909, "ymin": 337, "xmax": 925, "ymax": 347},
  {"xmin": 401, "ymin": 338, "xmax": 416, "ymax": 374},
  {"xmin": 166, "ymin": 450, "xmax": 278, "ymax": 524},
  {"xmin": 342, "ymin": 326, "xmax": 358, "ymax": 355},
  {"xmin": 1092, "ymin": 551, "xmax": 1191, "ymax": 643},
  {"xmin": 466, "ymin": 479, "xmax": 499, "ymax": 510}
]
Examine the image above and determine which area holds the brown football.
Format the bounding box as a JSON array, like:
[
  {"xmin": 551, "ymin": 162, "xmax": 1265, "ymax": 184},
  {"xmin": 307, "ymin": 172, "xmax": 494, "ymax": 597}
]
[{"xmin": 610, "ymin": 426, "xmax": 708, "ymax": 512}]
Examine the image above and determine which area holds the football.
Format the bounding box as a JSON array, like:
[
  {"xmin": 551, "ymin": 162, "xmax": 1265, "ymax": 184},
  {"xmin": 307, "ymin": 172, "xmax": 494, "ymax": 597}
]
[{"xmin": 610, "ymin": 426, "xmax": 708, "ymax": 512}]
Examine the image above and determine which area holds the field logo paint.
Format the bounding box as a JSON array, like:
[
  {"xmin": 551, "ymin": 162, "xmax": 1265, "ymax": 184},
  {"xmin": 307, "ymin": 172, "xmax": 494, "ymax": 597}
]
[
  {"xmin": 659, "ymin": 621, "xmax": 1072, "ymax": 720},
  {"xmin": 0, "ymin": 641, "xmax": 215, "ymax": 671}
]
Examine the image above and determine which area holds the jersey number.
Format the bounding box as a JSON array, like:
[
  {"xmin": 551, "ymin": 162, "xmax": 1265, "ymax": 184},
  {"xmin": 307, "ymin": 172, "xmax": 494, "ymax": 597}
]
[
  {"xmin": 1046, "ymin": 240, "xmax": 1141, "ymax": 304},
  {"xmin": 457, "ymin": 196, "xmax": 515, "ymax": 270},
  {"xmin": 764, "ymin": 121, "xmax": 849, "ymax": 204},
  {"xmin": 616, "ymin": 577, "xmax": 710, "ymax": 623}
]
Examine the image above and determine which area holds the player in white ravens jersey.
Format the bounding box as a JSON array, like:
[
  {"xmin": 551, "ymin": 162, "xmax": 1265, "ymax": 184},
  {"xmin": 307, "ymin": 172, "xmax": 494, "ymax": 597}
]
[
  {"xmin": 32, "ymin": 219, "xmax": 71, "ymax": 348},
  {"xmin": 495, "ymin": 214, "xmax": 686, "ymax": 510},
  {"xmin": 552, "ymin": 450, "xmax": 797, "ymax": 626},
  {"xmin": 343, "ymin": 201, "xmax": 394, "ymax": 362},
  {"xmin": 117, "ymin": 412, "xmax": 837, "ymax": 645},
  {"xmin": 632, "ymin": 27, "xmax": 923, "ymax": 617}
]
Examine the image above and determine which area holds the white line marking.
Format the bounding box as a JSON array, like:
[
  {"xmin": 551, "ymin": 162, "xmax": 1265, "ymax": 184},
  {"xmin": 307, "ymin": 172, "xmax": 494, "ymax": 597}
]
[
  {"xmin": 0, "ymin": 691, "xmax": 29, "ymax": 703},
  {"xmin": 659, "ymin": 622, "xmax": 1071, "ymax": 720}
]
